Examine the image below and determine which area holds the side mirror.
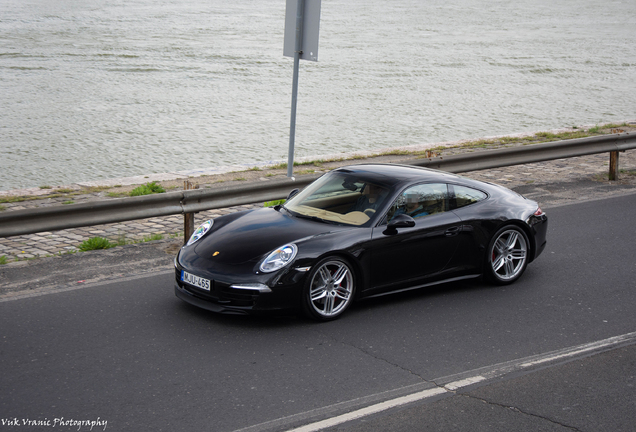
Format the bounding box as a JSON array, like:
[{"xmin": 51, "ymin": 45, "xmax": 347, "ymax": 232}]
[
  {"xmin": 287, "ymin": 188, "xmax": 300, "ymax": 201},
  {"xmin": 384, "ymin": 214, "xmax": 415, "ymax": 235},
  {"xmin": 388, "ymin": 214, "xmax": 416, "ymax": 229}
]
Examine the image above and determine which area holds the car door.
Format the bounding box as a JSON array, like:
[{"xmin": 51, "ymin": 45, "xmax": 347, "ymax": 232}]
[{"xmin": 365, "ymin": 183, "xmax": 462, "ymax": 295}]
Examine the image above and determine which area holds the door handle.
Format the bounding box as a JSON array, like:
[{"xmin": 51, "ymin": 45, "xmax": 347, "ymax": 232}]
[{"xmin": 445, "ymin": 226, "xmax": 461, "ymax": 236}]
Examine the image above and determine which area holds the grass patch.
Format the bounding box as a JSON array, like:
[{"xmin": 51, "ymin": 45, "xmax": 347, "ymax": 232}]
[
  {"xmin": 379, "ymin": 149, "xmax": 411, "ymax": 156},
  {"xmin": 418, "ymin": 145, "xmax": 448, "ymax": 154},
  {"xmin": 0, "ymin": 205, "xmax": 5, "ymax": 212},
  {"xmin": 142, "ymin": 233, "xmax": 164, "ymax": 242},
  {"xmin": 85, "ymin": 186, "xmax": 111, "ymax": 193},
  {"xmin": 39, "ymin": 185, "xmax": 52, "ymax": 189},
  {"xmin": 56, "ymin": 188, "xmax": 75, "ymax": 193},
  {"xmin": 115, "ymin": 233, "xmax": 164, "ymax": 245},
  {"xmin": 234, "ymin": 177, "xmax": 247, "ymax": 181},
  {"xmin": 535, "ymin": 130, "xmax": 591, "ymax": 141},
  {"xmin": 107, "ymin": 192, "xmax": 127, "ymax": 198},
  {"xmin": 299, "ymin": 159, "xmax": 327, "ymax": 166},
  {"xmin": 500, "ymin": 136, "xmax": 536, "ymax": 145},
  {"xmin": 0, "ymin": 255, "xmax": 8, "ymax": 265},
  {"xmin": 264, "ymin": 199, "xmax": 286, "ymax": 207},
  {"xmin": 62, "ymin": 200, "xmax": 74, "ymax": 205},
  {"xmin": 129, "ymin": 181, "xmax": 165, "ymax": 196},
  {"xmin": 270, "ymin": 158, "xmax": 344, "ymax": 170},
  {"xmin": 78, "ymin": 237, "xmax": 115, "ymax": 252},
  {"xmin": 608, "ymin": 122, "xmax": 629, "ymax": 127},
  {"xmin": 269, "ymin": 162, "xmax": 288, "ymax": 170},
  {"xmin": 466, "ymin": 139, "xmax": 497, "ymax": 148},
  {"xmin": 0, "ymin": 195, "xmax": 36, "ymax": 204}
]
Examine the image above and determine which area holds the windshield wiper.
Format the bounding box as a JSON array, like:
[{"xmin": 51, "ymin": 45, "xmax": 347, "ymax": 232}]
[{"xmin": 294, "ymin": 213, "xmax": 339, "ymax": 225}]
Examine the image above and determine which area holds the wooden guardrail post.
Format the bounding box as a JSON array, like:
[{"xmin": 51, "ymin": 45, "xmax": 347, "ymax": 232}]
[
  {"xmin": 609, "ymin": 151, "xmax": 620, "ymax": 181},
  {"xmin": 609, "ymin": 128, "xmax": 625, "ymax": 181},
  {"xmin": 183, "ymin": 180, "xmax": 199, "ymax": 244}
]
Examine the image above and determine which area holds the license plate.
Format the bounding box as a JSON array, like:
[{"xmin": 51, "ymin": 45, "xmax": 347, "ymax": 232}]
[{"xmin": 181, "ymin": 271, "xmax": 211, "ymax": 291}]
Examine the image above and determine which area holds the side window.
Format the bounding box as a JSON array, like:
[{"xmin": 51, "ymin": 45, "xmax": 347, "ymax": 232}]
[
  {"xmin": 387, "ymin": 183, "xmax": 450, "ymax": 222},
  {"xmin": 452, "ymin": 185, "xmax": 487, "ymax": 209}
]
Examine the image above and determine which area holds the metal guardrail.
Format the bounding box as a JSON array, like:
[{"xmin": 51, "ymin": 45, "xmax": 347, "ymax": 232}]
[
  {"xmin": 1, "ymin": 132, "xmax": 634, "ymax": 238},
  {"xmin": 408, "ymin": 132, "xmax": 636, "ymax": 173},
  {"xmin": 0, "ymin": 175, "xmax": 319, "ymax": 238}
]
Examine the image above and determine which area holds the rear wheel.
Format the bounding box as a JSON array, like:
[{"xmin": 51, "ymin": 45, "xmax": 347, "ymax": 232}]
[
  {"xmin": 485, "ymin": 225, "xmax": 529, "ymax": 285},
  {"xmin": 302, "ymin": 257, "xmax": 355, "ymax": 321}
]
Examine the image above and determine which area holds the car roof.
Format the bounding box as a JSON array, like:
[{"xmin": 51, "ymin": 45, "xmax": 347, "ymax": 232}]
[
  {"xmin": 333, "ymin": 163, "xmax": 463, "ymax": 186},
  {"xmin": 332, "ymin": 163, "xmax": 519, "ymax": 204}
]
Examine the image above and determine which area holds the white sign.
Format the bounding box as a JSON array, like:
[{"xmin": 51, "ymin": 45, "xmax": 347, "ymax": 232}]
[{"xmin": 283, "ymin": 0, "xmax": 321, "ymax": 62}]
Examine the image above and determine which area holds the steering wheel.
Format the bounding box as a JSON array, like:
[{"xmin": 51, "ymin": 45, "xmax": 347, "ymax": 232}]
[{"xmin": 363, "ymin": 208, "xmax": 376, "ymax": 217}]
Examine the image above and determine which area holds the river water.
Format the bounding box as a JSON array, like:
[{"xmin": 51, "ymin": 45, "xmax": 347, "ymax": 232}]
[{"xmin": 1, "ymin": 0, "xmax": 635, "ymax": 191}]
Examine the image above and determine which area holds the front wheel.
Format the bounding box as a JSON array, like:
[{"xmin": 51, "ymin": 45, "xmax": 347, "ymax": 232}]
[
  {"xmin": 485, "ymin": 225, "xmax": 530, "ymax": 285},
  {"xmin": 301, "ymin": 257, "xmax": 355, "ymax": 321}
]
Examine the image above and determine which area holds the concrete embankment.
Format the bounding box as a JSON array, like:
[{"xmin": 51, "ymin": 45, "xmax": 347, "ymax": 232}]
[{"xmin": 1, "ymin": 124, "xmax": 635, "ymax": 273}]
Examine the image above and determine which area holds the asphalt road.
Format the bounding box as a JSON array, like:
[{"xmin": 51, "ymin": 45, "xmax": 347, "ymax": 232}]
[{"xmin": 1, "ymin": 193, "xmax": 635, "ymax": 432}]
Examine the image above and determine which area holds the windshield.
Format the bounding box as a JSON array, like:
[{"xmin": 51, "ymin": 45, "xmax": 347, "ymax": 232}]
[{"xmin": 285, "ymin": 171, "xmax": 390, "ymax": 226}]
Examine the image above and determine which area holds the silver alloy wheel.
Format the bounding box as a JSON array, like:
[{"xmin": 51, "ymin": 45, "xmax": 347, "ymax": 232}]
[
  {"xmin": 308, "ymin": 260, "xmax": 354, "ymax": 318},
  {"xmin": 490, "ymin": 229, "xmax": 528, "ymax": 281}
]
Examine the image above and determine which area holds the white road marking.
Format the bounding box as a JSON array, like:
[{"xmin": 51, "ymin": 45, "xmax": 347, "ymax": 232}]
[
  {"xmin": 285, "ymin": 387, "xmax": 447, "ymax": 432},
  {"xmin": 519, "ymin": 331, "xmax": 636, "ymax": 368},
  {"xmin": 444, "ymin": 375, "xmax": 486, "ymax": 391},
  {"xmin": 234, "ymin": 331, "xmax": 636, "ymax": 432},
  {"xmin": 285, "ymin": 377, "xmax": 490, "ymax": 432}
]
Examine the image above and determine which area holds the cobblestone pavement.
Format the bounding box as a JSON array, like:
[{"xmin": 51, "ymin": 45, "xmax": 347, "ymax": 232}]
[
  {"xmin": 1, "ymin": 149, "xmax": 635, "ymax": 263},
  {"xmin": 0, "ymin": 204, "xmax": 260, "ymax": 261}
]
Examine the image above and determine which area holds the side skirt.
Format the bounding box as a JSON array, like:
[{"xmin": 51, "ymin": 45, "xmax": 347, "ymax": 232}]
[{"xmin": 363, "ymin": 274, "xmax": 482, "ymax": 300}]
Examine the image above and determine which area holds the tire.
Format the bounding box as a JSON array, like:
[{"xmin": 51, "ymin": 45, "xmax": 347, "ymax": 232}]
[
  {"xmin": 485, "ymin": 225, "xmax": 530, "ymax": 285},
  {"xmin": 301, "ymin": 257, "xmax": 356, "ymax": 321}
]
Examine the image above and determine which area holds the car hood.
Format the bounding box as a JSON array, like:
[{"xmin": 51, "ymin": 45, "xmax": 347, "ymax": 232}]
[{"xmin": 182, "ymin": 207, "xmax": 351, "ymax": 271}]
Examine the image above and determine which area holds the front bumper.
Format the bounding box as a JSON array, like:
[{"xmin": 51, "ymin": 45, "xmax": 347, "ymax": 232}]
[{"xmin": 174, "ymin": 263, "xmax": 306, "ymax": 316}]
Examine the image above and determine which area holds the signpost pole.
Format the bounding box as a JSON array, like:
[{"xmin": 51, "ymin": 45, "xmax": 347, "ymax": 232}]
[
  {"xmin": 284, "ymin": 0, "xmax": 320, "ymax": 179},
  {"xmin": 287, "ymin": 0, "xmax": 305, "ymax": 179}
]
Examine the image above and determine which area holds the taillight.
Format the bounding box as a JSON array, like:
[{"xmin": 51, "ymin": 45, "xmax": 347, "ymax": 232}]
[{"xmin": 534, "ymin": 207, "xmax": 544, "ymax": 216}]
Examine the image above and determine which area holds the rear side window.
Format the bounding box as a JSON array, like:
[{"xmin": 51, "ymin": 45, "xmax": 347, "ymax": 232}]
[{"xmin": 452, "ymin": 185, "xmax": 487, "ymax": 209}]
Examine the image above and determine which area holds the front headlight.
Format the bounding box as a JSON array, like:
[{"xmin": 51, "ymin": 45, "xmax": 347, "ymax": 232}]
[
  {"xmin": 187, "ymin": 220, "xmax": 213, "ymax": 246},
  {"xmin": 259, "ymin": 244, "xmax": 298, "ymax": 273}
]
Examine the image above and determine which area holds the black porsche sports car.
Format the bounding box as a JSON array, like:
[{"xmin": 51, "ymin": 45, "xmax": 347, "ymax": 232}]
[{"xmin": 174, "ymin": 164, "xmax": 547, "ymax": 321}]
